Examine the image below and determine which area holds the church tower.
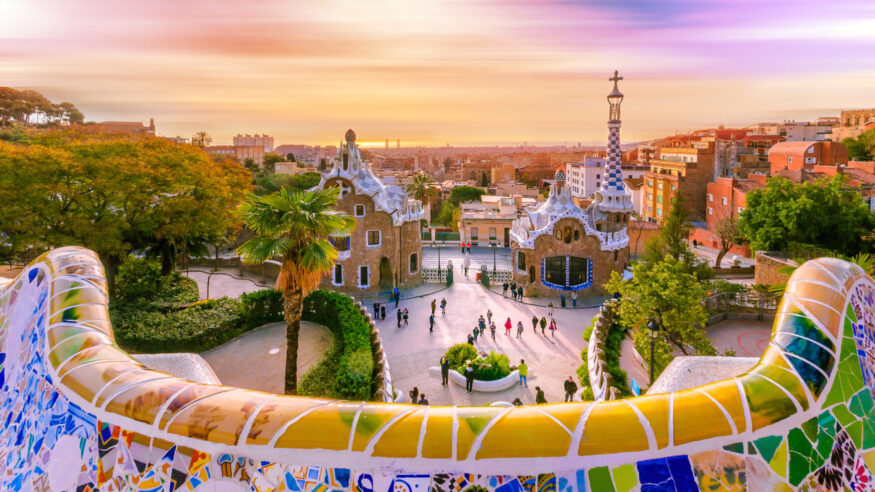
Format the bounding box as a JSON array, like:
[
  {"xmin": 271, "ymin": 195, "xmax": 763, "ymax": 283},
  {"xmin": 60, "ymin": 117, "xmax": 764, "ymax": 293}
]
[{"xmin": 591, "ymin": 71, "xmax": 635, "ymax": 233}]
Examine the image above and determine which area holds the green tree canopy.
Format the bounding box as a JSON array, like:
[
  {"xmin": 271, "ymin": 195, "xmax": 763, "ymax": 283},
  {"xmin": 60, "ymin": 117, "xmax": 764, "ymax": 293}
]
[
  {"xmin": 448, "ymin": 185, "xmax": 485, "ymax": 206},
  {"xmin": 0, "ymin": 87, "xmax": 84, "ymax": 127},
  {"xmin": 605, "ymin": 255, "xmax": 716, "ymax": 379},
  {"xmin": 407, "ymin": 172, "xmax": 437, "ymax": 207},
  {"xmin": 642, "ymin": 192, "xmax": 713, "ymax": 280},
  {"xmin": 739, "ymin": 174, "xmax": 875, "ymax": 256},
  {"xmin": 842, "ymin": 129, "xmax": 875, "ymax": 161}
]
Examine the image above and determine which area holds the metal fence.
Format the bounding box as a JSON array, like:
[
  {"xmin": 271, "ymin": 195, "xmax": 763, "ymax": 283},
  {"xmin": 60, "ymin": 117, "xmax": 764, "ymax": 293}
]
[{"xmin": 703, "ymin": 290, "xmax": 780, "ymax": 322}]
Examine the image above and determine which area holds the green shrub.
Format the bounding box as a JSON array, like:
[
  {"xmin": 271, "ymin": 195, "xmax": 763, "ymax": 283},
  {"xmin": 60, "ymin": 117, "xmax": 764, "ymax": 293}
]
[
  {"xmin": 239, "ymin": 289, "xmax": 284, "ymax": 328},
  {"xmin": 114, "ymin": 256, "xmax": 198, "ymax": 303},
  {"xmin": 445, "ymin": 343, "xmax": 478, "ymax": 372},
  {"xmin": 299, "ymin": 347, "xmax": 342, "ymax": 398},
  {"xmin": 443, "ymin": 344, "xmax": 510, "ymax": 381},
  {"xmin": 581, "ymin": 387, "xmax": 594, "ymax": 401}
]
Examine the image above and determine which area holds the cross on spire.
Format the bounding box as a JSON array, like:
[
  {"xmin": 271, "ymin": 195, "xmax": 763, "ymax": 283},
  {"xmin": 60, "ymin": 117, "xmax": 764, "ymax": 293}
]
[{"xmin": 609, "ymin": 70, "xmax": 623, "ymax": 84}]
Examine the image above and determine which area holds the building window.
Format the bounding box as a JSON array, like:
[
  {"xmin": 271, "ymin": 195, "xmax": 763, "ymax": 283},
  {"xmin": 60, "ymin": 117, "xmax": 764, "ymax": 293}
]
[
  {"xmin": 656, "ymin": 196, "xmax": 662, "ymax": 203},
  {"xmin": 471, "ymin": 227, "xmax": 479, "ymax": 240},
  {"xmin": 358, "ymin": 265, "xmax": 369, "ymax": 288},
  {"xmin": 708, "ymin": 207, "xmax": 713, "ymax": 215},
  {"xmin": 647, "ymin": 193, "xmax": 653, "ymax": 200},
  {"xmin": 489, "ymin": 227, "xmax": 496, "ymax": 240},
  {"xmin": 409, "ymin": 253, "xmax": 418, "ymax": 274},
  {"xmin": 331, "ymin": 236, "xmax": 350, "ymax": 252},
  {"xmin": 517, "ymin": 251, "xmax": 526, "ymax": 271},
  {"xmin": 708, "ymin": 193, "xmax": 713, "ymax": 202},
  {"xmin": 354, "ymin": 204, "xmax": 366, "ymax": 217},
  {"xmin": 657, "ymin": 208, "xmax": 663, "ymax": 216},
  {"xmin": 647, "ymin": 179, "xmax": 653, "ymax": 187},
  {"xmin": 574, "ymin": 229, "xmax": 580, "ymax": 241},
  {"xmin": 670, "ymin": 185, "xmax": 676, "ymax": 191},
  {"xmin": 721, "ymin": 197, "xmax": 727, "ymax": 205},
  {"xmin": 613, "ymin": 250, "xmax": 618, "ymax": 261},
  {"xmin": 596, "ymin": 174, "xmax": 600, "ymax": 179},
  {"xmin": 541, "ymin": 256, "xmax": 592, "ymax": 291},
  {"xmin": 657, "ymin": 182, "xmax": 663, "ymax": 190},
  {"xmin": 647, "ymin": 206, "xmax": 653, "ymax": 213},
  {"xmin": 787, "ymin": 157, "xmax": 793, "ymax": 164},
  {"xmin": 807, "ymin": 146, "xmax": 815, "ymax": 154},
  {"xmin": 805, "ymin": 157, "xmax": 816, "ymax": 164},
  {"xmin": 366, "ymin": 230, "xmax": 381, "ymax": 247},
  {"xmin": 333, "ymin": 264, "xmax": 343, "ymax": 286}
]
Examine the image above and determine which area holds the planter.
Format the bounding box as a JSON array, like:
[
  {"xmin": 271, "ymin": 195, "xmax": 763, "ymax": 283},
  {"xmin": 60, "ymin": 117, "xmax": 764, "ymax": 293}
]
[{"xmin": 428, "ymin": 366, "xmax": 519, "ymax": 392}]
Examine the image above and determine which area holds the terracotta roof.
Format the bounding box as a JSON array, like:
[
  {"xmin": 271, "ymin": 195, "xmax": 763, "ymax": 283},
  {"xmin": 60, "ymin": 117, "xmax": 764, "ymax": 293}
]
[
  {"xmin": 744, "ymin": 134, "xmax": 786, "ymax": 142},
  {"xmin": 768, "ymin": 141, "xmax": 815, "ymax": 157},
  {"xmin": 733, "ymin": 179, "xmax": 763, "ymax": 193},
  {"xmin": 624, "ymin": 177, "xmax": 645, "ymax": 188},
  {"xmin": 842, "ymin": 168, "xmax": 875, "ymax": 185}
]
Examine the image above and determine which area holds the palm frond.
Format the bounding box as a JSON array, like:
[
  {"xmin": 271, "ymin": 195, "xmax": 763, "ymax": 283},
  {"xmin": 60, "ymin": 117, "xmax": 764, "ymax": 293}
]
[
  {"xmin": 298, "ymin": 239, "xmax": 338, "ymax": 273},
  {"xmin": 236, "ymin": 237, "xmax": 294, "ymax": 263}
]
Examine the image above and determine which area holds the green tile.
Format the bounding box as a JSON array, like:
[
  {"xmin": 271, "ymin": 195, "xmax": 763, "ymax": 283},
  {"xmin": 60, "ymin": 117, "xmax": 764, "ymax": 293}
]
[
  {"xmin": 723, "ymin": 442, "xmax": 744, "ymax": 454},
  {"xmin": 611, "ymin": 464, "xmax": 637, "ymax": 492},
  {"xmin": 801, "ymin": 416, "xmax": 818, "ymax": 442},
  {"xmin": 588, "ymin": 466, "xmax": 616, "ymax": 492},
  {"xmin": 747, "ymin": 442, "xmax": 757, "ymax": 455},
  {"xmin": 832, "ymin": 404, "xmax": 857, "ymax": 428},
  {"xmin": 788, "ymin": 428, "xmax": 817, "ymax": 486},
  {"xmin": 824, "ymin": 316, "xmax": 866, "ymax": 407},
  {"xmin": 754, "ymin": 435, "xmax": 783, "ymax": 463},
  {"xmin": 846, "ymin": 420, "xmax": 864, "ymax": 449}
]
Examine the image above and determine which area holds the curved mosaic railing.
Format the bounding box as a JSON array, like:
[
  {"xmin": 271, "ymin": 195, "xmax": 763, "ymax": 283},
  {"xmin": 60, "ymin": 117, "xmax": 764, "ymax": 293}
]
[
  {"xmin": 587, "ymin": 299, "xmax": 622, "ymax": 401},
  {"xmin": 2, "ymin": 246, "xmax": 875, "ymax": 490}
]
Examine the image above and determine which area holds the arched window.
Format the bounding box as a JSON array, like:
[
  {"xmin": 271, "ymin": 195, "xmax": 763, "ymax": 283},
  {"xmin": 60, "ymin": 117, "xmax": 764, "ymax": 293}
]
[
  {"xmin": 517, "ymin": 251, "xmax": 526, "ymax": 271},
  {"xmin": 541, "ymin": 256, "xmax": 591, "ymax": 290},
  {"xmin": 529, "ymin": 265, "xmax": 535, "ymax": 283},
  {"xmin": 573, "ymin": 230, "xmax": 580, "ymax": 241}
]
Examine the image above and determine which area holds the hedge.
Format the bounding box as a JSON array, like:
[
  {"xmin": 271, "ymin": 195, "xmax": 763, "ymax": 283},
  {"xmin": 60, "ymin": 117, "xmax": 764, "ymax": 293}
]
[
  {"xmin": 109, "ymin": 289, "xmax": 284, "ymax": 354},
  {"xmin": 300, "ymin": 290, "xmax": 376, "ymax": 400},
  {"xmin": 444, "ymin": 343, "xmax": 510, "ymax": 381}
]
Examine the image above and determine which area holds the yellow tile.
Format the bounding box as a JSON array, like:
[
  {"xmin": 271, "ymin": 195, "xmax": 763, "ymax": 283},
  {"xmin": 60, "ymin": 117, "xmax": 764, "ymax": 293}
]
[
  {"xmin": 700, "ymin": 379, "xmax": 747, "ymax": 434},
  {"xmin": 630, "ymin": 393, "xmax": 671, "ymax": 449},
  {"xmin": 274, "ymin": 402, "xmax": 360, "ymax": 450},
  {"xmin": 166, "ymin": 389, "xmax": 269, "ymax": 445},
  {"xmin": 351, "ymin": 403, "xmax": 413, "ymax": 452},
  {"xmin": 455, "ymin": 406, "xmax": 505, "ymax": 460},
  {"xmin": 477, "ymin": 406, "xmax": 576, "ymax": 459},
  {"xmin": 421, "ymin": 406, "xmax": 454, "ymax": 459},
  {"xmin": 245, "ymin": 396, "xmax": 335, "ymax": 445},
  {"xmin": 372, "ymin": 407, "xmax": 426, "ymax": 458},
  {"xmin": 579, "ymin": 400, "xmax": 649, "ymax": 455},
  {"xmin": 673, "ymin": 388, "xmax": 734, "ymax": 446}
]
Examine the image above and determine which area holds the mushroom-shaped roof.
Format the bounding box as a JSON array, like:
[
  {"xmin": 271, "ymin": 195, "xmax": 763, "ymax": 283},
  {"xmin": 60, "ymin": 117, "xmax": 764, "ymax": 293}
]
[
  {"xmin": 345, "ymin": 128, "xmax": 356, "ymax": 143},
  {"xmin": 554, "ymin": 168, "xmax": 566, "ymax": 183}
]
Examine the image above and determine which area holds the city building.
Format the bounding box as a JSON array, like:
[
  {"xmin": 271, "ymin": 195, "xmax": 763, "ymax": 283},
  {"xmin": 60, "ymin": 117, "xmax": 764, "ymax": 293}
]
[
  {"xmin": 748, "ymin": 121, "xmax": 834, "ymax": 141},
  {"xmin": 92, "ymin": 118, "xmax": 155, "ymax": 135},
  {"xmin": 233, "ymin": 133, "xmax": 274, "ymax": 152},
  {"xmin": 493, "ymin": 182, "xmax": 540, "ymax": 199},
  {"xmin": 510, "ymin": 72, "xmax": 632, "ymax": 296},
  {"xmin": 314, "ymin": 129, "xmax": 424, "ymax": 293},
  {"xmin": 830, "ymin": 109, "xmax": 875, "ymax": 141},
  {"xmin": 642, "ymin": 142, "xmax": 716, "ymax": 222},
  {"xmin": 692, "ymin": 176, "xmax": 763, "ymax": 256},
  {"xmin": 768, "ymin": 141, "xmax": 849, "ymax": 174},
  {"xmin": 565, "ymin": 158, "xmax": 646, "ymax": 199},
  {"xmin": 204, "ymin": 144, "xmax": 266, "ymax": 166},
  {"xmin": 275, "ymin": 161, "xmax": 317, "ymax": 175},
  {"xmin": 458, "ymin": 195, "xmax": 536, "ymax": 247},
  {"xmin": 490, "ymin": 164, "xmax": 515, "ymax": 184},
  {"xmin": 274, "ymin": 144, "xmax": 328, "ymax": 167}
]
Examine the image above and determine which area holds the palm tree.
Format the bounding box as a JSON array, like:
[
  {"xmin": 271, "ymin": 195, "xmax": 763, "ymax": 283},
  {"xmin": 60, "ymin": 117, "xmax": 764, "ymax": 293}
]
[
  {"xmin": 236, "ymin": 187, "xmax": 355, "ymax": 394},
  {"xmin": 407, "ymin": 172, "xmax": 437, "ymax": 207},
  {"xmin": 191, "ymin": 131, "xmax": 212, "ymax": 148}
]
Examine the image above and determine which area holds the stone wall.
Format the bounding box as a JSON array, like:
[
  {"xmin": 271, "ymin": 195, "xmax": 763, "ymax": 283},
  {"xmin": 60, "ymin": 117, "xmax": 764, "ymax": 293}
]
[
  {"xmin": 587, "ymin": 299, "xmax": 623, "ymax": 401},
  {"xmin": 511, "ymin": 217, "xmax": 628, "ymax": 297},
  {"xmin": 754, "ymin": 251, "xmax": 798, "ymax": 285}
]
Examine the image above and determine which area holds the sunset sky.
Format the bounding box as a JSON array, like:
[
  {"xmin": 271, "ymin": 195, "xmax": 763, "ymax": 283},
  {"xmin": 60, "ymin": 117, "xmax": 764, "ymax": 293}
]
[{"xmin": 2, "ymin": 0, "xmax": 874, "ymax": 146}]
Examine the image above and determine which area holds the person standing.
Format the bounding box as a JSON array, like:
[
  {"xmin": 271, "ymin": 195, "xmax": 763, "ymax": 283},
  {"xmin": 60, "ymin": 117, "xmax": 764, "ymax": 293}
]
[
  {"xmin": 478, "ymin": 315, "xmax": 486, "ymax": 332},
  {"xmin": 693, "ymin": 239, "xmax": 698, "ymax": 249},
  {"xmin": 467, "ymin": 334, "xmax": 475, "ymax": 345},
  {"xmin": 531, "ymin": 315, "xmax": 539, "ymax": 334},
  {"xmin": 466, "ymin": 242, "xmax": 471, "ymax": 253},
  {"xmin": 516, "ymin": 321, "xmax": 524, "ymax": 339},
  {"xmin": 373, "ymin": 301, "xmax": 380, "ymax": 319},
  {"xmin": 430, "ymin": 299, "xmax": 436, "ymax": 315},
  {"xmin": 409, "ymin": 386, "xmax": 419, "ymax": 404},
  {"xmin": 502, "ymin": 282, "xmax": 509, "ymax": 296},
  {"xmin": 440, "ymin": 355, "xmax": 450, "ymax": 385},
  {"xmin": 518, "ymin": 359, "xmax": 528, "ymax": 387},
  {"xmin": 540, "ymin": 316, "xmax": 547, "ymax": 335},
  {"xmin": 464, "ymin": 363, "xmax": 475, "ymax": 392},
  {"xmin": 461, "ymin": 242, "xmax": 465, "ymax": 254},
  {"xmin": 504, "ymin": 317, "xmax": 512, "ymax": 336},
  {"xmin": 535, "ymin": 386, "xmax": 547, "ymax": 404},
  {"xmin": 489, "ymin": 321, "xmax": 496, "ymax": 341},
  {"xmin": 397, "ymin": 308, "xmax": 403, "ymax": 328},
  {"xmin": 418, "ymin": 394, "xmax": 429, "ymax": 405},
  {"xmin": 472, "ymin": 325, "xmax": 479, "ymax": 343},
  {"xmin": 440, "ymin": 298, "xmax": 447, "ymax": 315},
  {"xmin": 380, "ymin": 304, "xmax": 386, "ymax": 320},
  {"xmin": 564, "ymin": 377, "xmax": 578, "ymax": 402},
  {"xmin": 393, "ymin": 287, "xmax": 400, "ymax": 307},
  {"xmin": 510, "ymin": 281, "xmax": 517, "ymax": 300},
  {"xmin": 403, "ymin": 308, "xmax": 409, "ymax": 326},
  {"xmin": 547, "ymin": 302, "xmax": 554, "ymax": 317},
  {"xmin": 429, "ymin": 313, "xmax": 435, "ymax": 333},
  {"xmin": 516, "ymin": 285, "xmax": 523, "ymax": 300},
  {"xmin": 571, "ymin": 291, "xmax": 578, "ymax": 309},
  {"xmin": 549, "ymin": 318, "xmax": 557, "ymax": 338},
  {"xmin": 486, "ymin": 309, "xmax": 493, "ymax": 324}
]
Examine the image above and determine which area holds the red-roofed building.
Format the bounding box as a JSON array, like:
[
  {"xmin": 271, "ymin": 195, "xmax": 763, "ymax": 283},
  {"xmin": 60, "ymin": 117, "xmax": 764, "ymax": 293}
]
[{"xmin": 768, "ymin": 141, "xmax": 848, "ymax": 174}]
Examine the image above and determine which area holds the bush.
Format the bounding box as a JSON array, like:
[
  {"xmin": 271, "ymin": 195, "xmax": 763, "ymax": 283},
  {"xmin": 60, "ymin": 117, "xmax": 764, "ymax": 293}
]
[
  {"xmin": 445, "ymin": 343, "xmax": 478, "ymax": 372},
  {"xmin": 443, "ymin": 344, "xmax": 510, "ymax": 381},
  {"xmin": 301, "ymin": 290, "xmax": 378, "ymax": 400},
  {"xmin": 239, "ymin": 289, "xmax": 284, "ymax": 328},
  {"xmin": 299, "ymin": 347, "xmax": 341, "ymax": 398},
  {"xmin": 114, "ymin": 256, "xmax": 198, "ymax": 303}
]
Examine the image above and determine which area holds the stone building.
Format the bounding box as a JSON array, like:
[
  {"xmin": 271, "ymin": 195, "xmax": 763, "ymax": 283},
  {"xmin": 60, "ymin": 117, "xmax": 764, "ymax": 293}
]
[
  {"xmin": 510, "ymin": 72, "xmax": 633, "ymax": 296},
  {"xmin": 315, "ymin": 129, "xmax": 425, "ymax": 293}
]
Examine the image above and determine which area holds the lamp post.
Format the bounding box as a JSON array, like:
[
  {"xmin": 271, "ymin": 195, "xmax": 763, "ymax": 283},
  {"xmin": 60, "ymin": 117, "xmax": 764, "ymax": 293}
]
[
  {"xmin": 433, "ymin": 240, "xmax": 441, "ymax": 278},
  {"xmin": 647, "ymin": 319, "xmax": 661, "ymax": 386},
  {"xmin": 490, "ymin": 242, "xmax": 497, "ymax": 274}
]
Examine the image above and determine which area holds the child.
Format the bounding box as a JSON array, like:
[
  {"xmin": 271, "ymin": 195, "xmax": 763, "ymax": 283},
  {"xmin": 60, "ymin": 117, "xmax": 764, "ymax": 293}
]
[{"xmin": 440, "ymin": 298, "xmax": 447, "ymax": 315}]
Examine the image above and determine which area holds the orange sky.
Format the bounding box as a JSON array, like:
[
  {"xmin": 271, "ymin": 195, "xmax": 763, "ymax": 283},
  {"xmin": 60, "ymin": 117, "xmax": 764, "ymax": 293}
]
[{"xmin": 3, "ymin": 0, "xmax": 874, "ymax": 146}]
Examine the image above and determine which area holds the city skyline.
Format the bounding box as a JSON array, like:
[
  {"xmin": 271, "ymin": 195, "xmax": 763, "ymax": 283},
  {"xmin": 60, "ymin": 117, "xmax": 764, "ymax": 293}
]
[{"xmin": 3, "ymin": 0, "xmax": 874, "ymax": 145}]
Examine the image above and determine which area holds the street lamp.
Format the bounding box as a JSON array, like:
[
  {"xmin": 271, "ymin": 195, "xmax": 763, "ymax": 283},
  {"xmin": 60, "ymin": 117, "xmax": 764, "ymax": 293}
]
[
  {"xmin": 432, "ymin": 239, "xmax": 442, "ymax": 279},
  {"xmin": 490, "ymin": 242, "xmax": 497, "ymax": 274},
  {"xmin": 646, "ymin": 319, "xmax": 661, "ymax": 387}
]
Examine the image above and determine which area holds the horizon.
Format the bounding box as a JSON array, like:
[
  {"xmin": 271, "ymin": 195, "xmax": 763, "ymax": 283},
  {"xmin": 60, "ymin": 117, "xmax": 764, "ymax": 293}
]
[{"xmin": 3, "ymin": 0, "xmax": 874, "ymax": 146}]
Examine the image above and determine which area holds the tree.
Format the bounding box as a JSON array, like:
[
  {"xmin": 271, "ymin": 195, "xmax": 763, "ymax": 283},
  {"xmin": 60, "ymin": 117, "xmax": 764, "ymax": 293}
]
[
  {"xmin": 236, "ymin": 187, "xmax": 356, "ymax": 394},
  {"xmin": 319, "ymin": 158, "xmax": 327, "ymax": 171},
  {"xmin": 448, "ymin": 185, "xmax": 485, "ymax": 206},
  {"xmin": 480, "ymin": 171, "xmax": 489, "ymax": 187},
  {"xmin": 262, "ymin": 153, "xmax": 284, "ymax": 174},
  {"xmin": 191, "ymin": 131, "xmax": 212, "ymax": 148},
  {"xmin": 407, "ymin": 172, "xmax": 437, "ymax": 208},
  {"xmin": 842, "ymin": 129, "xmax": 875, "ymax": 161},
  {"xmin": 641, "ymin": 192, "xmax": 712, "ymax": 280},
  {"xmin": 713, "ymin": 217, "xmax": 741, "ymax": 268},
  {"xmin": 243, "ymin": 158, "xmax": 258, "ymax": 172},
  {"xmin": 437, "ymin": 201, "xmax": 458, "ymax": 228},
  {"xmin": 0, "ymin": 129, "xmax": 250, "ymax": 290},
  {"xmin": 286, "ymin": 153, "xmax": 296, "ymax": 162},
  {"xmin": 255, "ymin": 172, "xmax": 320, "ymax": 196},
  {"xmin": 0, "ymin": 87, "xmax": 83, "ymax": 127},
  {"xmin": 739, "ymin": 174, "xmax": 875, "ymax": 256},
  {"xmin": 605, "ymin": 255, "xmax": 715, "ymax": 378}
]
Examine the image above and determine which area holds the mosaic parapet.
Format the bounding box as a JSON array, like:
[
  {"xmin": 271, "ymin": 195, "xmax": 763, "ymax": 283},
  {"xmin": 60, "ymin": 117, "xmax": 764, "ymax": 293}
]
[{"xmin": 2, "ymin": 246, "xmax": 875, "ymax": 491}]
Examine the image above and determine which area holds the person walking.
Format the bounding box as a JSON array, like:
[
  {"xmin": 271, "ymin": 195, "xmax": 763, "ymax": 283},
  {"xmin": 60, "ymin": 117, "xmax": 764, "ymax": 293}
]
[
  {"xmin": 464, "ymin": 363, "xmax": 475, "ymax": 392},
  {"xmin": 571, "ymin": 291, "xmax": 578, "ymax": 309},
  {"xmin": 535, "ymin": 386, "xmax": 547, "ymax": 404},
  {"xmin": 510, "ymin": 281, "xmax": 517, "ymax": 300},
  {"xmin": 431, "ymin": 299, "xmax": 437, "ymax": 315},
  {"xmin": 502, "ymin": 282, "xmax": 509, "ymax": 297},
  {"xmin": 466, "ymin": 242, "xmax": 471, "ymax": 253},
  {"xmin": 393, "ymin": 287, "xmax": 400, "ymax": 307},
  {"xmin": 440, "ymin": 355, "xmax": 450, "ymax": 386},
  {"xmin": 564, "ymin": 377, "xmax": 578, "ymax": 402},
  {"xmin": 489, "ymin": 321, "xmax": 496, "ymax": 341},
  {"xmin": 516, "ymin": 321, "xmax": 524, "ymax": 339},
  {"xmin": 418, "ymin": 394, "xmax": 429, "ymax": 405},
  {"xmin": 540, "ymin": 316, "xmax": 547, "ymax": 336},
  {"xmin": 547, "ymin": 302, "xmax": 554, "ymax": 317},
  {"xmin": 461, "ymin": 242, "xmax": 465, "ymax": 254},
  {"xmin": 478, "ymin": 315, "xmax": 486, "ymax": 332},
  {"xmin": 549, "ymin": 318, "xmax": 557, "ymax": 338},
  {"xmin": 380, "ymin": 304, "xmax": 386, "ymax": 320},
  {"xmin": 373, "ymin": 301, "xmax": 380, "ymax": 319},
  {"xmin": 504, "ymin": 317, "xmax": 512, "ymax": 336},
  {"xmin": 429, "ymin": 313, "xmax": 435, "ymax": 333},
  {"xmin": 518, "ymin": 359, "xmax": 528, "ymax": 388},
  {"xmin": 440, "ymin": 298, "xmax": 447, "ymax": 315},
  {"xmin": 531, "ymin": 315, "xmax": 539, "ymax": 334},
  {"xmin": 397, "ymin": 308, "xmax": 403, "ymax": 328},
  {"xmin": 409, "ymin": 386, "xmax": 419, "ymax": 404},
  {"xmin": 403, "ymin": 308, "xmax": 409, "ymax": 326},
  {"xmin": 516, "ymin": 285, "xmax": 523, "ymax": 300},
  {"xmin": 486, "ymin": 309, "xmax": 493, "ymax": 324},
  {"xmin": 472, "ymin": 325, "xmax": 479, "ymax": 343}
]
